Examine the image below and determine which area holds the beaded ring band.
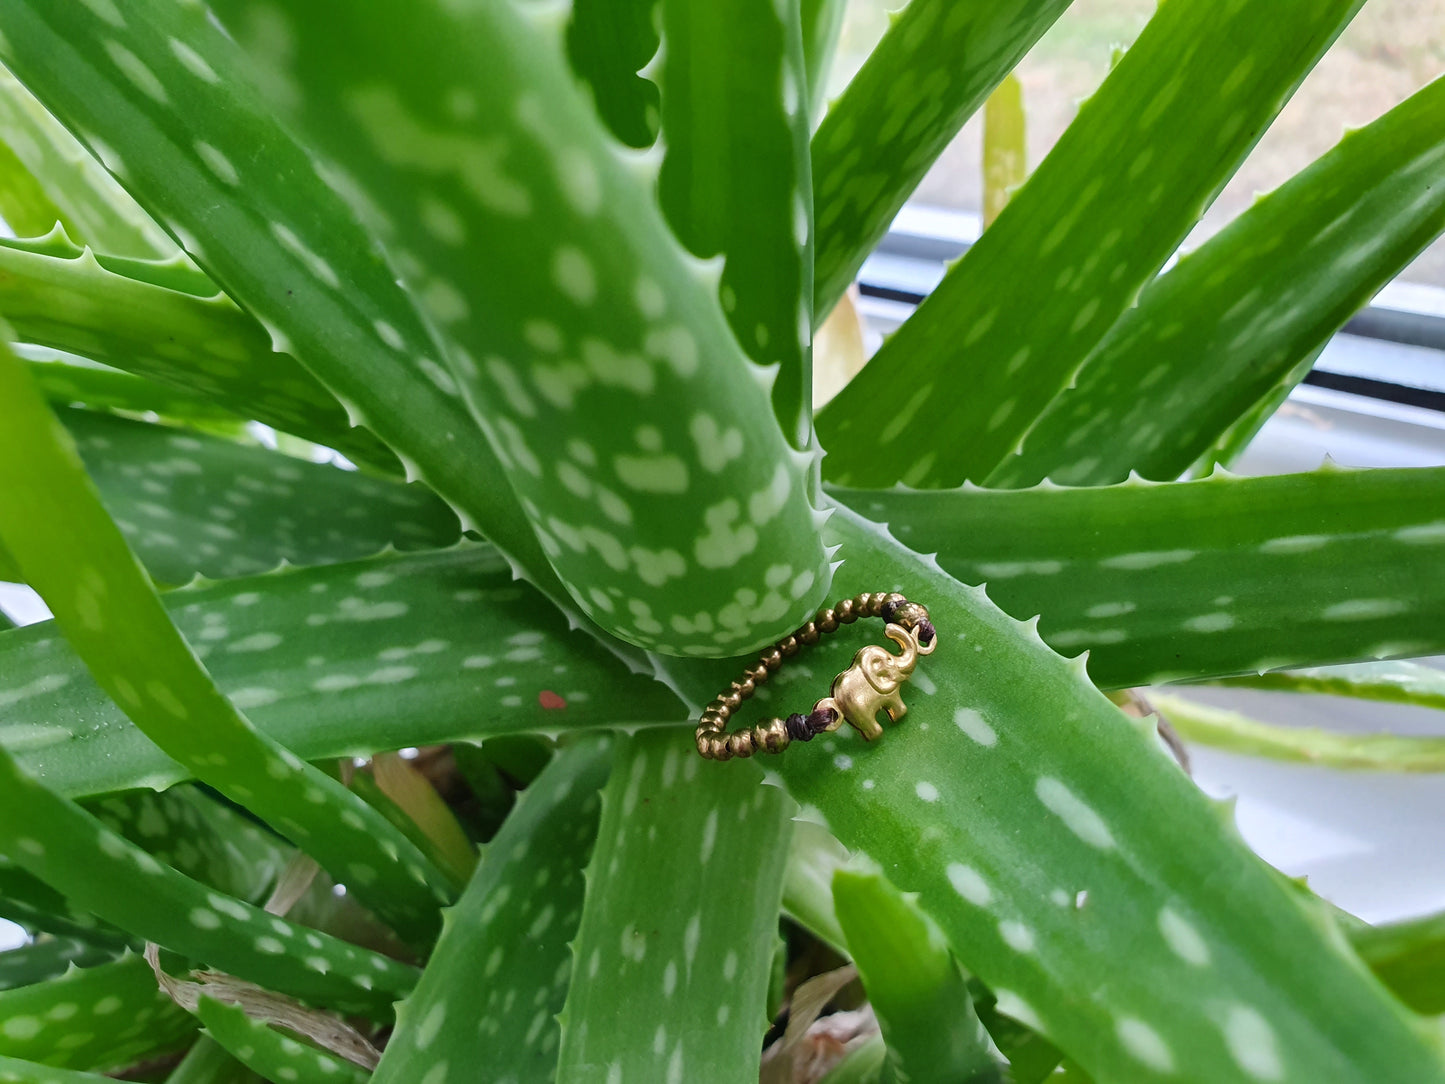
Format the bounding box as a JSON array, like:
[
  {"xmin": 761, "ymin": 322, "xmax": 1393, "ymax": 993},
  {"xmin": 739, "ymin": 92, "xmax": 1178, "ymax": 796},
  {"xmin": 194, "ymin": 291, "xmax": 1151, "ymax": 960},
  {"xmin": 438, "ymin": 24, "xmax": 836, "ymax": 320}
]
[{"xmin": 695, "ymin": 592, "xmax": 937, "ymax": 760}]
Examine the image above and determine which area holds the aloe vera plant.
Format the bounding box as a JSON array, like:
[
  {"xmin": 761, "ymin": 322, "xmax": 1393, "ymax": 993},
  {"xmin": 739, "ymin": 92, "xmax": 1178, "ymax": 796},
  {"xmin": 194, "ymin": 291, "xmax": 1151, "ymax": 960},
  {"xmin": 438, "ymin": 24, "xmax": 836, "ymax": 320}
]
[{"xmin": 0, "ymin": 1, "xmax": 1441, "ymax": 1082}]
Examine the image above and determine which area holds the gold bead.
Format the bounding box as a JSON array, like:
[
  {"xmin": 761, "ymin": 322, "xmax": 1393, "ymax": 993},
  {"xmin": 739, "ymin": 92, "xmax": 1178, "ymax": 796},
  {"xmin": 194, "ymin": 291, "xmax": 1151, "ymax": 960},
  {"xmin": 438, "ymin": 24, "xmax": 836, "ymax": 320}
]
[
  {"xmin": 817, "ymin": 609, "xmax": 839, "ymax": 634},
  {"xmin": 891, "ymin": 600, "xmax": 929, "ymax": 629},
  {"xmin": 727, "ymin": 731, "xmax": 754, "ymax": 758},
  {"xmin": 836, "ymin": 598, "xmax": 858, "ymax": 623},
  {"xmin": 760, "ymin": 720, "xmax": 788, "ymax": 753},
  {"xmin": 748, "ymin": 663, "xmax": 770, "ymax": 684},
  {"xmin": 799, "ymin": 622, "xmax": 819, "ymax": 645},
  {"xmin": 763, "ymin": 648, "xmax": 784, "ymax": 670},
  {"xmin": 733, "ymin": 677, "xmax": 755, "ymax": 698},
  {"xmin": 721, "ymin": 691, "xmax": 742, "ymax": 712},
  {"xmin": 778, "ymin": 635, "xmax": 800, "ymax": 657}
]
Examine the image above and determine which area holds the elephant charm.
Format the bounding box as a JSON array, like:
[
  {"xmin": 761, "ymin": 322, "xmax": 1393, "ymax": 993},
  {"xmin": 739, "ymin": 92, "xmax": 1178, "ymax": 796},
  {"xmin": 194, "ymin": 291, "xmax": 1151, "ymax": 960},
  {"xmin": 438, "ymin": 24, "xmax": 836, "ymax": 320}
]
[{"xmin": 816, "ymin": 622, "xmax": 937, "ymax": 741}]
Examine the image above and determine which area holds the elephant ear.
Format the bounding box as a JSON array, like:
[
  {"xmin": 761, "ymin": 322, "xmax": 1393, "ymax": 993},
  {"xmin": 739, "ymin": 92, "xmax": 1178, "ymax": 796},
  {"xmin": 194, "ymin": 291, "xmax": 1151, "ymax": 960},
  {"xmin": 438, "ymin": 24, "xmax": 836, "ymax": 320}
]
[{"xmin": 862, "ymin": 645, "xmax": 901, "ymax": 692}]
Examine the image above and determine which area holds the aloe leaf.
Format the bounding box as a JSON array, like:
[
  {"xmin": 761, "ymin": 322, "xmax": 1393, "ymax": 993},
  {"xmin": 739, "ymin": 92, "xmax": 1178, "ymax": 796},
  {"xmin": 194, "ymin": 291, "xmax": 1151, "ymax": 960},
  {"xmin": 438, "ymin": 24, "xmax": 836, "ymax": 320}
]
[
  {"xmin": 194, "ymin": 998, "xmax": 368, "ymax": 1084},
  {"xmin": 658, "ymin": 0, "xmax": 815, "ymax": 449},
  {"xmin": 0, "ymin": 344, "xmax": 453, "ymax": 943},
  {"xmin": 164, "ymin": 1037, "xmax": 263, "ymax": 1084},
  {"xmin": 651, "ymin": 504, "xmax": 1445, "ymax": 1082},
  {"xmin": 0, "ymin": 1, "xmax": 570, "ymax": 623},
  {"xmin": 372, "ymin": 738, "xmax": 613, "ymax": 1084},
  {"xmin": 1210, "ymin": 660, "xmax": 1445, "ymax": 711},
  {"xmin": 0, "ymin": 954, "xmax": 194, "ymax": 1070},
  {"xmin": 0, "ymin": 1056, "xmax": 124, "ymax": 1083},
  {"xmin": 816, "ymin": 0, "xmax": 1365, "ymax": 487},
  {"xmin": 988, "ymin": 74, "xmax": 1445, "ymax": 489},
  {"xmin": 0, "ymin": 230, "xmax": 396, "ymax": 473},
  {"xmin": 62, "ymin": 407, "xmax": 458, "ymax": 585},
  {"xmin": 0, "ymin": 867, "xmax": 130, "ymax": 950},
  {"xmin": 557, "ymin": 731, "xmax": 793, "ymax": 1083},
  {"xmin": 799, "ymin": 0, "xmax": 847, "ymax": 120},
  {"xmin": 203, "ymin": 0, "xmax": 832, "ymax": 656},
  {"xmin": 0, "ymin": 68, "xmax": 173, "ymax": 258},
  {"xmin": 347, "ymin": 770, "xmax": 470, "ymax": 896},
  {"xmin": 28, "ymin": 352, "xmax": 246, "ymax": 432},
  {"xmin": 369, "ymin": 754, "xmax": 477, "ymax": 889},
  {"xmin": 830, "ymin": 465, "xmax": 1445, "ymax": 687},
  {"xmin": 0, "ymin": 138, "xmax": 63, "ymax": 238},
  {"xmin": 1352, "ymin": 910, "xmax": 1445, "ymax": 1015},
  {"xmin": 566, "ymin": 0, "xmax": 660, "ymax": 148},
  {"xmin": 982, "ymin": 75, "xmax": 1026, "ymax": 229},
  {"xmin": 0, "ymin": 940, "xmax": 119, "ymax": 993},
  {"xmin": 0, "ymin": 741, "xmax": 419, "ymax": 1013},
  {"xmin": 1150, "ymin": 692, "xmax": 1445, "ymax": 772},
  {"xmin": 782, "ymin": 820, "xmax": 850, "ymax": 952},
  {"xmin": 0, "ymin": 547, "xmax": 682, "ymax": 802},
  {"xmin": 85, "ymin": 786, "xmax": 291, "ymax": 903},
  {"xmin": 1188, "ymin": 345, "xmax": 1327, "ymax": 478},
  {"xmin": 818, "ymin": 1038, "xmax": 887, "ymax": 1083},
  {"xmin": 810, "ymin": 0, "xmax": 1074, "ymax": 319},
  {"xmin": 832, "ymin": 863, "xmax": 1004, "ymax": 1084}
]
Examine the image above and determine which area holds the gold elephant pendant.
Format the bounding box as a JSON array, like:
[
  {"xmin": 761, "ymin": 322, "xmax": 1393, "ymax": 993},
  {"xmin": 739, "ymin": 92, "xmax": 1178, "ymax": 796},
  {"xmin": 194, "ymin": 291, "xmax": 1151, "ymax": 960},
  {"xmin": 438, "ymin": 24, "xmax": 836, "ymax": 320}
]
[{"xmin": 815, "ymin": 622, "xmax": 938, "ymax": 741}]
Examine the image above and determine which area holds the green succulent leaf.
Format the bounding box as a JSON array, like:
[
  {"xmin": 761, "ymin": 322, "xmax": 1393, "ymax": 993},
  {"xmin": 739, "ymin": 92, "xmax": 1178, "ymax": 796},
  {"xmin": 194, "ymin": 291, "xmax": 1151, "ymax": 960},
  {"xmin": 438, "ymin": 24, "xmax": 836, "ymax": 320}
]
[
  {"xmin": 799, "ymin": 0, "xmax": 847, "ymax": 121},
  {"xmin": 810, "ymin": 0, "xmax": 1073, "ymax": 319},
  {"xmin": 982, "ymin": 75, "xmax": 1026, "ymax": 229},
  {"xmin": 816, "ymin": 0, "xmax": 1365, "ymax": 487},
  {"xmin": 970, "ymin": 1006, "xmax": 1063, "ymax": 1084},
  {"xmin": 650, "ymin": 504, "xmax": 1445, "ymax": 1083},
  {"xmin": 566, "ymin": 0, "xmax": 660, "ymax": 148},
  {"xmin": 1188, "ymin": 345, "xmax": 1327, "ymax": 478},
  {"xmin": 372, "ymin": 738, "xmax": 613, "ymax": 1084},
  {"xmin": 557, "ymin": 731, "xmax": 793, "ymax": 1083},
  {"xmin": 0, "ymin": 343, "xmax": 452, "ymax": 943},
  {"xmin": 0, "ymin": 1055, "xmax": 135, "ymax": 1083},
  {"xmin": 163, "ymin": 1037, "xmax": 264, "ymax": 1084},
  {"xmin": 1151, "ymin": 692, "xmax": 1445, "ymax": 772},
  {"xmin": 1209, "ymin": 660, "xmax": 1445, "ymax": 711},
  {"xmin": 0, "ymin": 546, "xmax": 683, "ymax": 802},
  {"xmin": 26, "ymin": 351, "xmax": 247, "ymax": 433},
  {"xmin": 0, "ymin": 229, "xmax": 396, "ymax": 473},
  {"xmin": 0, "ymin": 138, "xmax": 64, "ymax": 239},
  {"xmin": 0, "ymin": 953, "xmax": 194, "ymax": 1071},
  {"xmin": 203, "ymin": 0, "xmax": 832, "ymax": 656},
  {"xmin": 0, "ymin": 0, "xmax": 571, "ymax": 623},
  {"xmin": 0, "ymin": 941, "xmax": 119, "ymax": 994},
  {"xmin": 988, "ymin": 73, "xmax": 1445, "ymax": 489},
  {"xmin": 781, "ymin": 820, "xmax": 850, "ymax": 952},
  {"xmin": 658, "ymin": 0, "xmax": 815, "ymax": 449},
  {"xmin": 830, "ymin": 466, "xmax": 1445, "ymax": 686},
  {"xmin": 84, "ymin": 786, "xmax": 290, "ymax": 903},
  {"xmin": 0, "ymin": 739, "xmax": 419, "ymax": 1014},
  {"xmin": 62, "ymin": 407, "xmax": 458, "ymax": 585},
  {"xmin": 194, "ymin": 998, "xmax": 369, "ymax": 1084},
  {"xmin": 832, "ymin": 863, "xmax": 1004, "ymax": 1084},
  {"xmin": 0, "ymin": 68, "xmax": 173, "ymax": 258},
  {"xmin": 1352, "ymin": 910, "xmax": 1445, "ymax": 1015},
  {"xmin": 818, "ymin": 1039, "xmax": 887, "ymax": 1083},
  {"xmin": 0, "ymin": 867, "xmax": 130, "ymax": 950}
]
